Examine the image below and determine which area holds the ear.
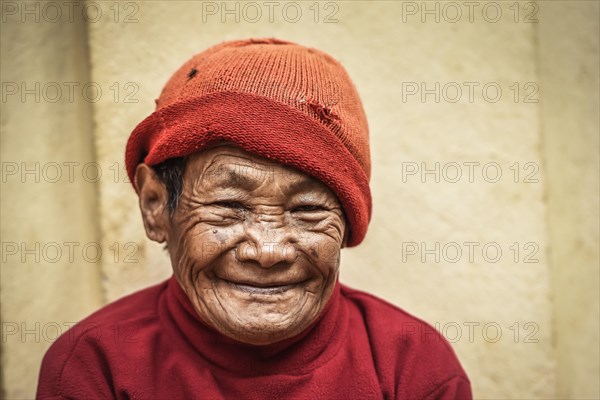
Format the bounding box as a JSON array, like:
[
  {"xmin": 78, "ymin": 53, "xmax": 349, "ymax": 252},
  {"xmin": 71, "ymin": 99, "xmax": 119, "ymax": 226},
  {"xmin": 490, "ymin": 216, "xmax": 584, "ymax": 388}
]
[
  {"xmin": 341, "ymin": 223, "xmax": 350, "ymax": 249},
  {"xmin": 133, "ymin": 163, "xmax": 170, "ymax": 243}
]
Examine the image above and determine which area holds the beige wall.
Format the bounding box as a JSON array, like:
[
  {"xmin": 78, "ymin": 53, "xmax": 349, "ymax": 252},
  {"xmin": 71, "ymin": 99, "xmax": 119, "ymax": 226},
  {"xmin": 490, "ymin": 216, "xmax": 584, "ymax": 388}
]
[
  {"xmin": 0, "ymin": 7, "xmax": 103, "ymax": 398},
  {"xmin": 1, "ymin": 1, "xmax": 598, "ymax": 398},
  {"xmin": 538, "ymin": 2, "xmax": 600, "ymax": 398}
]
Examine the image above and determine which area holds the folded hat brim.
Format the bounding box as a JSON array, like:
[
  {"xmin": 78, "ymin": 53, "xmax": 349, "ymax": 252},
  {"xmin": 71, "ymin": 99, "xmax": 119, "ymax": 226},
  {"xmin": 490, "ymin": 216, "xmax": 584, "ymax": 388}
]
[{"xmin": 125, "ymin": 91, "xmax": 371, "ymax": 247}]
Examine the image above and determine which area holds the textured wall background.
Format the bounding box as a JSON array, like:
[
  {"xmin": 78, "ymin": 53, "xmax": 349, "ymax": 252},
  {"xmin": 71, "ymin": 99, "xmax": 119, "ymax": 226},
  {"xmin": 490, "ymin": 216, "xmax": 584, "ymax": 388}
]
[
  {"xmin": 0, "ymin": 7, "xmax": 104, "ymax": 398},
  {"xmin": 538, "ymin": 2, "xmax": 599, "ymax": 397},
  {"xmin": 1, "ymin": 1, "xmax": 598, "ymax": 399}
]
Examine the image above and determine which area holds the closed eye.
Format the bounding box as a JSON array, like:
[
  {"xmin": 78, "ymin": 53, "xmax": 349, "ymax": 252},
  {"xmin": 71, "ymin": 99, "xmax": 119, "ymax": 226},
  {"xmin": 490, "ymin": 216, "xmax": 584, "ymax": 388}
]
[
  {"xmin": 292, "ymin": 205, "xmax": 325, "ymax": 212},
  {"xmin": 213, "ymin": 201, "xmax": 246, "ymax": 210}
]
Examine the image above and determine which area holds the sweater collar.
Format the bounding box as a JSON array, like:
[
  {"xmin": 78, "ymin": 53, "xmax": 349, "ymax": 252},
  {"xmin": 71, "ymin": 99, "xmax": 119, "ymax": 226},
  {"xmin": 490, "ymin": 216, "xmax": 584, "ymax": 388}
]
[{"xmin": 159, "ymin": 274, "xmax": 347, "ymax": 376}]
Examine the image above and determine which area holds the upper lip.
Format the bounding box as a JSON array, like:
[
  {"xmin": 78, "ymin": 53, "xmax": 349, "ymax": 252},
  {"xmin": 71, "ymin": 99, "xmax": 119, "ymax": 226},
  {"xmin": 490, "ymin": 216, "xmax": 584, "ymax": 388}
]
[{"xmin": 222, "ymin": 279, "xmax": 305, "ymax": 288}]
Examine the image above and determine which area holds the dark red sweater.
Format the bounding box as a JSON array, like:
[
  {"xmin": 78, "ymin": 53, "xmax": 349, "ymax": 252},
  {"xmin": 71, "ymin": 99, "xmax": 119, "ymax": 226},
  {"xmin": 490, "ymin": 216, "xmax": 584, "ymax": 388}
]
[{"xmin": 37, "ymin": 276, "xmax": 472, "ymax": 399}]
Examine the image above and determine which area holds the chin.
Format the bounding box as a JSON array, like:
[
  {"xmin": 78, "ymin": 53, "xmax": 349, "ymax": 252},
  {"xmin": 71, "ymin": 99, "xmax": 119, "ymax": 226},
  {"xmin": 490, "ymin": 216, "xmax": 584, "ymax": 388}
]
[{"xmin": 204, "ymin": 297, "xmax": 322, "ymax": 345}]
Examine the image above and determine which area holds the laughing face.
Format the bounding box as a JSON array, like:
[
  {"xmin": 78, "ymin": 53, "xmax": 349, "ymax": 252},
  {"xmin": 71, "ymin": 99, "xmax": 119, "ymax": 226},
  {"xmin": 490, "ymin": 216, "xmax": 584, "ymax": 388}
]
[{"xmin": 134, "ymin": 143, "xmax": 347, "ymax": 345}]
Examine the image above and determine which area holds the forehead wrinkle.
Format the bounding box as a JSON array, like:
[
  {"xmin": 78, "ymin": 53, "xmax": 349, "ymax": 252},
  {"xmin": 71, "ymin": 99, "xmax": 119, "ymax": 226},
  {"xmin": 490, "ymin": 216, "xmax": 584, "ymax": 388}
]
[
  {"xmin": 191, "ymin": 151, "xmax": 332, "ymax": 199},
  {"xmin": 210, "ymin": 154, "xmax": 270, "ymax": 170},
  {"xmin": 202, "ymin": 158, "xmax": 268, "ymax": 192}
]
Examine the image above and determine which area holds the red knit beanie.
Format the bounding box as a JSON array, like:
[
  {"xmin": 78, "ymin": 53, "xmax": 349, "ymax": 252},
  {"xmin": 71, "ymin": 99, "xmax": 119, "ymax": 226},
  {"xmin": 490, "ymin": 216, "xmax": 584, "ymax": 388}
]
[{"xmin": 125, "ymin": 37, "xmax": 372, "ymax": 246}]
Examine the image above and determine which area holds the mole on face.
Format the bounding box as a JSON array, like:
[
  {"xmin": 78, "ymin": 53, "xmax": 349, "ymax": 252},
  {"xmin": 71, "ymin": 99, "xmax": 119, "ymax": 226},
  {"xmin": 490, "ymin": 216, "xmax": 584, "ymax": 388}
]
[{"xmin": 212, "ymin": 228, "xmax": 228, "ymax": 243}]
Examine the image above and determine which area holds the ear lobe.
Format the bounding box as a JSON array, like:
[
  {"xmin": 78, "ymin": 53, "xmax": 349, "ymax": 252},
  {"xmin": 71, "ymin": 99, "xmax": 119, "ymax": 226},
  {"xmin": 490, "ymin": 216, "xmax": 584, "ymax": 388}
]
[{"xmin": 134, "ymin": 164, "xmax": 169, "ymax": 243}]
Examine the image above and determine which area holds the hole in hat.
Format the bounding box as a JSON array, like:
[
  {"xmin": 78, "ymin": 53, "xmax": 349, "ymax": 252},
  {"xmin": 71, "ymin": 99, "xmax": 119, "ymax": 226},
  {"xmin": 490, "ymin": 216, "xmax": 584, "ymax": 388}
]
[
  {"xmin": 308, "ymin": 100, "xmax": 340, "ymax": 123},
  {"xmin": 187, "ymin": 68, "xmax": 198, "ymax": 80}
]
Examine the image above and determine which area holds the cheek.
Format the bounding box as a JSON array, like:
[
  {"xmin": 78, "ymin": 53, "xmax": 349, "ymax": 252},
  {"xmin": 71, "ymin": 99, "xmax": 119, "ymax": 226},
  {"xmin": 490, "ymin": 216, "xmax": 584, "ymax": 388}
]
[
  {"xmin": 296, "ymin": 217, "xmax": 344, "ymax": 267},
  {"xmin": 292, "ymin": 213, "xmax": 345, "ymax": 243},
  {"xmin": 297, "ymin": 232, "xmax": 342, "ymax": 278},
  {"xmin": 171, "ymin": 223, "xmax": 243, "ymax": 277},
  {"xmin": 171, "ymin": 212, "xmax": 343, "ymax": 281}
]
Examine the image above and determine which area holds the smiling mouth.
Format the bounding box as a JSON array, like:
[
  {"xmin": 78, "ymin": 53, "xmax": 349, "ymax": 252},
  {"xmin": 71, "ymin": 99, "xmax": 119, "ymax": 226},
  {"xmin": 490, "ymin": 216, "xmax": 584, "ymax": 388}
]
[{"xmin": 224, "ymin": 280, "xmax": 298, "ymax": 295}]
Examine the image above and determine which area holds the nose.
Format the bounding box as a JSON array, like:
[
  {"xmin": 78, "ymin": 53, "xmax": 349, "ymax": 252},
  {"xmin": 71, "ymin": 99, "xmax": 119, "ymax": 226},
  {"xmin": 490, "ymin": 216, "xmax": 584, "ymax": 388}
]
[{"xmin": 235, "ymin": 218, "xmax": 298, "ymax": 268}]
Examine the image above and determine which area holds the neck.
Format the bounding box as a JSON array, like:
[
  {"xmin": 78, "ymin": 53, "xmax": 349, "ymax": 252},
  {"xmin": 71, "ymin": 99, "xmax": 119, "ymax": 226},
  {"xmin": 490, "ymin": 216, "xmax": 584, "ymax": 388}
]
[{"xmin": 159, "ymin": 275, "xmax": 347, "ymax": 376}]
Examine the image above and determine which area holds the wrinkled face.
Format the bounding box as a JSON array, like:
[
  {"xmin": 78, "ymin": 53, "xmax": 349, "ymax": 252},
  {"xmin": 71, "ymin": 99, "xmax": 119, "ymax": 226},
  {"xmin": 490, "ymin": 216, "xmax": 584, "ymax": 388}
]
[{"xmin": 135, "ymin": 144, "xmax": 347, "ymax": 345}]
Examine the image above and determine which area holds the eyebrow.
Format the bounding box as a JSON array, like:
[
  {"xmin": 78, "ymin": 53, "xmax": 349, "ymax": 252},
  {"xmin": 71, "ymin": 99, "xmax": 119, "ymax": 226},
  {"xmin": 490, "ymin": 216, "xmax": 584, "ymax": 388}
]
[
  {"xmin": 208, "ymin": 164, "xmax": 266, "ymax": 191},
  {"xmin": 285, "ymin": 175, "xmax": 324, "ymax": 195}
]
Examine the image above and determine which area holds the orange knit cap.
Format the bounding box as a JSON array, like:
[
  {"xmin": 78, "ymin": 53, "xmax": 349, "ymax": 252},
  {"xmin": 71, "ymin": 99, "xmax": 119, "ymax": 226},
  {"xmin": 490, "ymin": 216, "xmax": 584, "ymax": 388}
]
[{"xmin": 125, "ymin": 38, "xmax": 372, "ymax": 246}]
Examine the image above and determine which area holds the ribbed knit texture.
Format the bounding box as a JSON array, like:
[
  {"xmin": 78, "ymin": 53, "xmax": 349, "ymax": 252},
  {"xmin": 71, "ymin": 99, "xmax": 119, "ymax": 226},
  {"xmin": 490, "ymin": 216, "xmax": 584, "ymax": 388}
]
[{"xmin": 126, "ymin": 37, "xmax": 372, "ymax": 246}]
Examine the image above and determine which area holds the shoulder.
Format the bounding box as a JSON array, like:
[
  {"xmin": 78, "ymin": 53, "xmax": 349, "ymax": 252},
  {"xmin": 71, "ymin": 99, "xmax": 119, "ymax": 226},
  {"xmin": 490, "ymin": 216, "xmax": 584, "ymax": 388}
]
[
  {"xmin": 341, "ymin": 284, "xmax": 458, "ymax": 353},
  {"xmin": 37, "ymin": 279, "xmax": 169, "ymax": 398},
  {"xmin": 340, "ymin": 284, "xmax": 472, "ymax": 399}
]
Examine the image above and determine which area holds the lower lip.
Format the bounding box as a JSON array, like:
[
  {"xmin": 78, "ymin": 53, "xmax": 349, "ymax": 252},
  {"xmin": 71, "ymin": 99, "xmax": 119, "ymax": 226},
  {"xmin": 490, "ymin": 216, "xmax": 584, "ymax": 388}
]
[{"xmin": 225, "ymin": 281, "xmax": 297, "ymax": 295}]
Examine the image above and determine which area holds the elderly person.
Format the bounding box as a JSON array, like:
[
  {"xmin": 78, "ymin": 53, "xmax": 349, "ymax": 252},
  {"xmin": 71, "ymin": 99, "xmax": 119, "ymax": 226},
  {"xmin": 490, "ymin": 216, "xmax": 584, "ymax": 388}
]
[{"xmin": 37, "ymin": 38, "xmax": 471, "ymax": 399}]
